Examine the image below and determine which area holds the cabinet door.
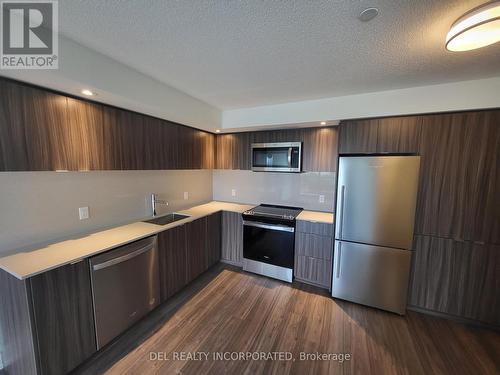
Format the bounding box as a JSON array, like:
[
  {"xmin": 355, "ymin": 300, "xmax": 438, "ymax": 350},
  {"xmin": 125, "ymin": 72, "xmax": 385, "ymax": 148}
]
[
  {"xmin": 158, "ymin": 225, "xmax": 187, "ymax": 302},
  {"xmin": 186, "ymin": 217, "xmax": 208, "ymax": 282},
  {"xmin": 408, "ymin": 235, "xmax": 500, "ymax": 326},
  {"xmin": 338, "ymin": 119, "xmax": 378, "ymax": 154},
  {"xmin": 301, "ymin": 127, "xmax": 338, "ymax": 172},
  {"xmin": 376, "ymin": 116, "xmax": 421, "ymax": 153},
  {"xmin": 206, "ymin": 212, "xmax": 222, "ymax": 268},
  {"xmin": 0, "ymin": 79, "xmax": 68, "ymax": 171},
  {"xmin": 221, "ymin": 211, "xmax": 244, "ymax": 266},
  {"xmin": 29, "ymin": 260, "xmax": 97, "ymax": 375}
]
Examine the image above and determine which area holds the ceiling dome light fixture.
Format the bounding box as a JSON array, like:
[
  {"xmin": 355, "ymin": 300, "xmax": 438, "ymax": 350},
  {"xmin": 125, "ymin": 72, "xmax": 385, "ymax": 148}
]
[
  {"xmin": 81, "ymin": 89, "xmax": 95, "ymax": 96},
  {"xmin": 358, "ymin": 7, "xmax": 379, "ymax": 22},
  {"xmin": 446, "ymin": 1, "xmax": 500, "ymax": 51}
]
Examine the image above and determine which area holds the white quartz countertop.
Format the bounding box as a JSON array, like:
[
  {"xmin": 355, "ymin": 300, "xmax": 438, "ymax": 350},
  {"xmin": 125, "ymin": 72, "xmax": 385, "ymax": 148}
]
[{"xmin": 0, "ymin": 201, "xmax": 333, "ymax": 280}]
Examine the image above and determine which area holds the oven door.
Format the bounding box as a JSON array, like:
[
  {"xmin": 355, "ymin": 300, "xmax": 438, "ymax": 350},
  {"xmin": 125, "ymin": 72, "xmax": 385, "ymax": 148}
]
[
  {"xmin": 243, "ymin": 221, "xmax": 295, "ymax": 269},
  {"xmin": 251, "ymin": 142, "xmax": 301, "ymax": 172}
]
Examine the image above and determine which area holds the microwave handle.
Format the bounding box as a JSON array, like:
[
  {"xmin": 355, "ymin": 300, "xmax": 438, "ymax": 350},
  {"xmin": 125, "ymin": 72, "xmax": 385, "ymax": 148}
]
[{"xmin": 287, "ymin": 148, "xmax": 292, "ymax": 167}]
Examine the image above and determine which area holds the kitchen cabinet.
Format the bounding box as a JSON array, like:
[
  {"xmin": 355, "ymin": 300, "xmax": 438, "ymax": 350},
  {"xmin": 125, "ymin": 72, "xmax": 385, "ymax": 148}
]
[
  {"xmin": 158, "ymin": 224, "xmax": 188, "ymax": 302},
  {"xmin": 0, "ymin": 261, "xmax": 97, "ymax": 375},
  {"xmin": 158, "ymin": 213, "xmax": 221, "ymax": 301},
  {"xmin": 376, "ymin": 115, "xmax": 421, "ymax": 153},
  {"xmin": 186, "ymin": 218, "xmax": 208, "ymax": 282},
  {"xmin": 221, "ymin": 211, "xmax": 244, "ymax": 266},
  {"xmin": 0, "ymin": 79, "xmax": 67, "ymax": 171},
  {"xmin": 29, "ymin": 260, "xmax": 97, "ymax": 375},
  {"xmin": 216, "ymin": 132, "xmax": 250, "ymax": 170},
  {"xmin": 408, "ymin": 235, "xmax": 500, "ymax": 326},
  {"xmin": 215, "ymin": 127, "xmax": 338, "ymax": 172},
  {"xmin": 206, "ymin": 212, "xmax": 222, "ymax": 268},
  {"xmin": 294, "ymin": 220, "xmax": 334, "ymax": 289},
  {"xmin": 0, "ymin": 77, "xmax": 215, "ymax": 171},
  {"xmin": 338, "ymin": 119, "xmax": 378, "ymax": 154}
]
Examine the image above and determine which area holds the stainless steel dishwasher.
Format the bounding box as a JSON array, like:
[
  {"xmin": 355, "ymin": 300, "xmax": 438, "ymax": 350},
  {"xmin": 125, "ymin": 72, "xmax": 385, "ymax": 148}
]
[{"xmin": 89, "ymin": 236, "xmax": 160, "ymax": 349}]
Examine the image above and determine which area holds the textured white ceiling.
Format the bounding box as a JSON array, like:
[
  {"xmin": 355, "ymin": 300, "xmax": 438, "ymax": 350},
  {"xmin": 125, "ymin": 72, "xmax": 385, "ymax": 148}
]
[{"xmin": 59, "ymin": 0, "xmax": 500, "ymax": 110}]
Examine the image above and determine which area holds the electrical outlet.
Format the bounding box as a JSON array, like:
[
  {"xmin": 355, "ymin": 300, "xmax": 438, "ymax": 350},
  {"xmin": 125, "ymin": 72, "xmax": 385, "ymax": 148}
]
[
  {"xmin": 231, "ymin": 189, "xmax": 236, "ymax": 197},
  {"xmin": 79, "ymin": 207, "xmax": 89, "ymax": 220},
  {"xmin": 183, "ymin": 191, "xmax": 189, "ymax": 200},
  {"xmin": 319, "ymin": 195, "xmax": 325, "ymax": 203}
]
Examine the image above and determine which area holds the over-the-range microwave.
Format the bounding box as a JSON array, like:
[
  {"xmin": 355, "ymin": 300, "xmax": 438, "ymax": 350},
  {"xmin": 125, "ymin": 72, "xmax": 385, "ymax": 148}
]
[{"xmin": 251, "ymin": 142, "xmax": 302, "ymax": 172}]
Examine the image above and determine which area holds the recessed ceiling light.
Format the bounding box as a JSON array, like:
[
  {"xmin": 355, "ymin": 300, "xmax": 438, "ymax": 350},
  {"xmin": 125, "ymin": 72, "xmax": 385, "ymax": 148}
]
[
  {"xmin": 81, "ymin": 89, "xmax": 94, "ymax": 96},
  {"xmin": 446, "ymin": 1, "xmax": 500, "ymax": 52},
  {"xmin": 215, "ymin": 129, "xmax": 221, "ymax": 133},
  {"xmin": 320, "ymin": 121, "xmax": 327, "ymax": 125},
  {"xmin": 358, "ymin": 7, "xmax": 379, "ymax": 22}
]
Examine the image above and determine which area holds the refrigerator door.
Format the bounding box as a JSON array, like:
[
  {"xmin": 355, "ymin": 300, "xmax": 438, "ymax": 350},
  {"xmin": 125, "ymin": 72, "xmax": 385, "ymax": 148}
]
[
  {"xmin": 331, "ymin": 240, "xmax": 412, "ymax": 314},
  {"xmin": 335, "ymin": 156, "xmax": 420, "ymax": 250}
]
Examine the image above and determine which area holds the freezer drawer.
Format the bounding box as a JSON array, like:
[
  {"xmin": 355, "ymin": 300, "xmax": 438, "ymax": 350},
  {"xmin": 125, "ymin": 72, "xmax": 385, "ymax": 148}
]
[
  {"xmin": 336, "ymin": 156, "xmax": 420, "ymax": 250},
  {"xmin": 331, "ymin": 241, "xmax": 412, "ymax": 314}
]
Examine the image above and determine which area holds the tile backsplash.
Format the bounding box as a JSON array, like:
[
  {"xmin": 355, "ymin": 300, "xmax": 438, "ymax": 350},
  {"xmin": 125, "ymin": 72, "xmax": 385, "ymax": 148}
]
[
  {"xmin": 213, "ymin": 170, "xmax": 336, "ymax": 212},
  {"xmin": 0, "ymin": 170, "xmax": 212, "ymax": 254}
]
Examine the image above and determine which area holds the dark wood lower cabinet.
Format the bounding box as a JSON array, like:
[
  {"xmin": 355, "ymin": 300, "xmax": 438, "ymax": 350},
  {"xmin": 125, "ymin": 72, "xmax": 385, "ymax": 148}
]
[
  {"xmin": 221, "ymin": 211, "xmax": 244, "ymax": 266},
  {"xmin": 294, "ymin": 221, "xmax": 334, "ymax": 289},
  {"xmin": 206, "ymin": 212, "xmax": 222, "ymax": 268},
  {"xmin": 29, "ymin": 260, "xmax": 97, "ymax": 375},
  {"xmin": 159, "ymin": 214, "xmax": 221, "ymax": 302},
  {"xmin": 186, "ymin": 218, "xmax": 209, "ymax": 282},
  {"xmin": 158, "ymin": 224, "xmax": 188, "ymax": 302},
  {"xmin": 0, "ymin": 261, "xmax": 97, "ymax": 375},
  {"xmin": 409, "ymin": 235, "xmax": 500, "ymax": 326},
  {"xmin": 0, "ymin": 270, "xmax": 38, "ymax": 375}
]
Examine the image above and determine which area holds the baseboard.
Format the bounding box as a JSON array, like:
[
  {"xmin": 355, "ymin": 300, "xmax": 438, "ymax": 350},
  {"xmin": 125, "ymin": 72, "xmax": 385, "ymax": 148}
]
[
  {"xmin": 407, "ymin": 305, "xmax": 500, "ymax": 332},
  {"xmin": 294, "ymin": 276, "xmax": 330, "ymax": 291},
  {"xmin": 220, "ymin": 259, "xmax": 243, "ymax": 268}
]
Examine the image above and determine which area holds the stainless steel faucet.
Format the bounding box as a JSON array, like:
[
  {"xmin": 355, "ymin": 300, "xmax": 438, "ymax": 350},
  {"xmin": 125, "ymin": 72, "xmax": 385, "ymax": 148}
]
[{"xmin": 151, "ymin": 193, "xmax": 169, "ymax": 217}]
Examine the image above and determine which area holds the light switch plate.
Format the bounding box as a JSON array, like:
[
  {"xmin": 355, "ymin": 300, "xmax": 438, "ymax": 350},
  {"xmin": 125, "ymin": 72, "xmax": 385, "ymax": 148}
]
[
  {"xmin": 319, "ymin": 195, "xmax": 325, "ymax": 203},
  {"xmin": 184, "ymin": 191, "xmax": 189, "ymax": 200},
  {"xmin": 231, "ymin": 189, "xmax": 236, "ymax": 197},
  {"xmin": 79, "ymin": 207, "xmax": 89, "ymax": 220}
]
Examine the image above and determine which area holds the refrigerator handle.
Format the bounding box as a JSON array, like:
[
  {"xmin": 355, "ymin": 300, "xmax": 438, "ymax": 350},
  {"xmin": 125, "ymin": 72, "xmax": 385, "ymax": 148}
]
[
  {"xmin": 339, "ymin": 185, "xmax": 346, "ymax": 239},
  {"xmin": 336, "ymin": 242, "xmax": 342, "ymax": 278}
]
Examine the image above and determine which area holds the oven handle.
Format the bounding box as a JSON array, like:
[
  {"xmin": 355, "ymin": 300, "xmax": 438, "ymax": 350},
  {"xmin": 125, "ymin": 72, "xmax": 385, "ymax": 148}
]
[{"xmin": 243, "ymin": 221, "xmax": 295, "ymax": 233}]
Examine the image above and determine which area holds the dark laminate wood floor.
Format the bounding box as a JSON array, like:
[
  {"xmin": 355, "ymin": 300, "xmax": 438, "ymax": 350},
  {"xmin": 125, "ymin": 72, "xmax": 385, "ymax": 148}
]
[{"xmin": 77, "ymin": 264, "xmax": 500, "ymax": 375}]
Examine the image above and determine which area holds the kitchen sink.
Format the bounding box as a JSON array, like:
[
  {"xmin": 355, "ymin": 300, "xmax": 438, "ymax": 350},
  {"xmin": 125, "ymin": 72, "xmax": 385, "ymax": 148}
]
[{"xmin": 143, "ymin": 213, "xmax": 190, "ymax": 226}]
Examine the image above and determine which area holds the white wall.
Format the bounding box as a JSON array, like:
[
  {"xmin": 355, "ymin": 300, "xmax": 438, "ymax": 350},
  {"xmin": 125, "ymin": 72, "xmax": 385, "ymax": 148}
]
[
  {"xmin": 213, "ymin": 170, "xmax": 336, "ymax": 212},
  {"xmin": 0, "ymin": 35, "xmax": 221, "ymax": 132},
  {"xmin": 222, "ymin": 76, "xmax": 500, "ymax": 129},
  {"xmin": 0, "ymin": 170, "xmax": 212, "ymax": 254}
]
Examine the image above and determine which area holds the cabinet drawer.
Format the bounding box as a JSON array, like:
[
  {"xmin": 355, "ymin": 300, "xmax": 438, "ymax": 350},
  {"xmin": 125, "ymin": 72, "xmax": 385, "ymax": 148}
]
[
  {"xmin": 296, "ymin": 220, "xmax": 334, "ymax": 237},
  {"xmin": 295, "ymin": 232, "xmax": 333, "ymax": 260},
  {"xmin": 295, "ymin": 255, "xmax": 332, "ymax": 289}
]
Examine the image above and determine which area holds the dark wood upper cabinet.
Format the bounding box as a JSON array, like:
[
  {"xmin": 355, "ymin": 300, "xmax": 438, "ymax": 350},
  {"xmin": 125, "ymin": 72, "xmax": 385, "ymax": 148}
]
[
  {"xmin": 376, "ymin": 116, "xmax": 421, "ymax": 153},
  {"xmin": 0, "ymin": 78, "xmax": 215, "ymax": 171},
  {"xmin": 338, "ymin": 119, "xmax": 378, "ymax": 154},
  {"xmin": 302, "ymin": 127, "xmax": 338, "ymax": 172},
  {"xmin": 215, "ymin": 127, "xmax": 338, "ymax": 172},
  {"xmin": 0, "ymin": 79, "xmax": 68, "ymax": 171},
  {"xmin": 29, "ymin": 260, "xmax": 97, "ymax": 375}
]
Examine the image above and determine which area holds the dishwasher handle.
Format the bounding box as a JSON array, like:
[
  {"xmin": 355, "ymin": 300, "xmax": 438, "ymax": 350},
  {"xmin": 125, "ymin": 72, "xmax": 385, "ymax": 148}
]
[{"xmin": 92, "ymin": 243, "xmax": 154, "ymax": 271}]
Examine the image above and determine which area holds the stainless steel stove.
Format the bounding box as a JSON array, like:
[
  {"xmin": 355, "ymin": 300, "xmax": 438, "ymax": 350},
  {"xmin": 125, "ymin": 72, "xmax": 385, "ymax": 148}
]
[{"xmin": 242, "ymin": 204, "xmax": 303, "ymax": 282}]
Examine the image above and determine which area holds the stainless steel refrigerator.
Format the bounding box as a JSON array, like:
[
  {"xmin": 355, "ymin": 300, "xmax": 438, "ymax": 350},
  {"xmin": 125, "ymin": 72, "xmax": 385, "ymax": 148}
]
[{"xmin": 332, "ymin": 155, "xmax": 420, "ymax": 314}]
